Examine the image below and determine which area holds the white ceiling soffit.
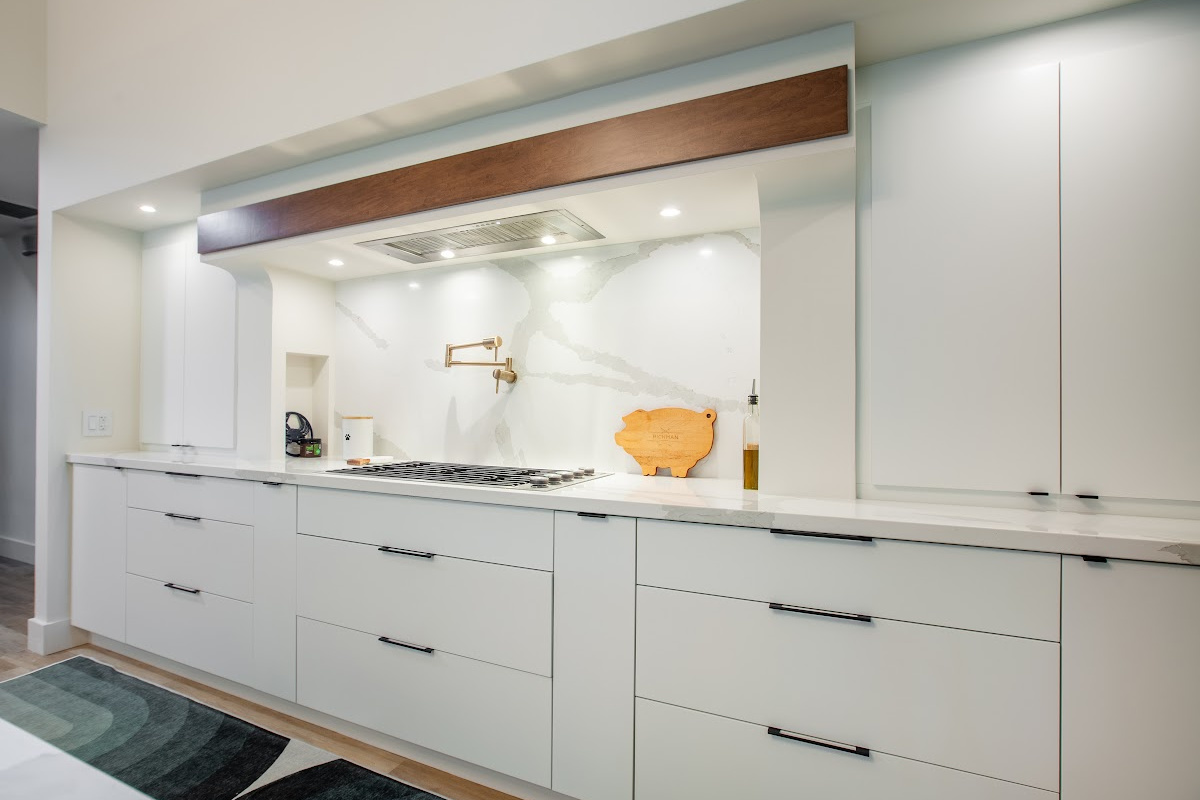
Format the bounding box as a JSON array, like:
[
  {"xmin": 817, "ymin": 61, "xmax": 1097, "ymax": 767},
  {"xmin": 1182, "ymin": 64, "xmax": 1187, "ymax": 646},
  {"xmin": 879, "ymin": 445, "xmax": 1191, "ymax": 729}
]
[
  {"xmin": 221, "ymin": 165, "xmax": 761, "ymax": 282},
  {"xmin": 64, "ymin": 0, "xmax": 1141, "ymax": 233}
]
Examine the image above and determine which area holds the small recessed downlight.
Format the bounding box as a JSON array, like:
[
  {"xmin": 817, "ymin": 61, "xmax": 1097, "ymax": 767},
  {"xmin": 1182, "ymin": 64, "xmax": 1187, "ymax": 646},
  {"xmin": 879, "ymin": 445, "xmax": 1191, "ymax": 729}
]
[
  {"xmin": 700, "ymin": 248, "xmax": 713, "ymax": 257},
  {"xmin": 659, "ymin": 206, "xmax": 681, "ymax": 217},
  {"xmin": 440, "ymin": 249, "xmax": 455, "ymax": 259},
  {"xmin": 572, "ymin": 255, "xmax": 582, "ymax": 260},
  {"xmin": 408, "ymin": 282, "xmax": 420, "ymax": 289},
  {"xmin": 328, "ymin": 258, "xmax": 345, "ymax": 267},
  {"xmin": 139, "ymin": 204, "xmax": 157, "ymax": 213},
  {"xmin": 540, "ymin": 235, "xmax": 557, "ymax": 245}
]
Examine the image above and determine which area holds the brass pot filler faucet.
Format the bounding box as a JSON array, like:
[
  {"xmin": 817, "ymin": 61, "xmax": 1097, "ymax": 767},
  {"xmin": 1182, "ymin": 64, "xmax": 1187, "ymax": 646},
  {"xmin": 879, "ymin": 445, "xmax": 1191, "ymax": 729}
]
[{"xmin": 444, "ymin": 335, "xmax": 518, "ymax": 393}]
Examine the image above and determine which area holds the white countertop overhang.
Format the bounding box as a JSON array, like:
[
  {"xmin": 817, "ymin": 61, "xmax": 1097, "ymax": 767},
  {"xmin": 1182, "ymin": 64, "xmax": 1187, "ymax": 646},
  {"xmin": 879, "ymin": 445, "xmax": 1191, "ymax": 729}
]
[{"xmin": 66, "ymin": 451, "xmax": 1200, "ymax": 567}]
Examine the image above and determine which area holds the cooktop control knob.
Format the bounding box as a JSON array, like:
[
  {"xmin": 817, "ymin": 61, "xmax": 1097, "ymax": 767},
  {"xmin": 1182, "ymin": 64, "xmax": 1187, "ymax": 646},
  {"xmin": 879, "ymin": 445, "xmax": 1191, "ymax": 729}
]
[
  {"xmin": 579, "ymin": 467, "xmax": 595, "ymax": 475},
  {"xmin": 545, "ymin": 473, "xmax": 563, "ymax": 484},
  {"xmin": 530, "ymin": 475, "xmax": 550, "ymax": 487},
  {"xmin": 558, "ymin": 471, "xmax": 577, "ymax": 481}
]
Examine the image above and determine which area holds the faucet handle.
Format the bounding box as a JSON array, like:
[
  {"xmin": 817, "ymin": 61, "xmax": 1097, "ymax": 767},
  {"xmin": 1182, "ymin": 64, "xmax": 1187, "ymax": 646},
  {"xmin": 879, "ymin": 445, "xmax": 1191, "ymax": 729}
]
[{"xmin": 493, "ymin": 357, "xmax": 517, "ymax": 393}]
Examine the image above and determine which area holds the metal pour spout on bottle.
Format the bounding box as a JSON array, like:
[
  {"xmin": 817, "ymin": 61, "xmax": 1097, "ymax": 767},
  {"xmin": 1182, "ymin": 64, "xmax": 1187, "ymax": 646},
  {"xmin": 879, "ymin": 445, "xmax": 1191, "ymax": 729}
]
[{"xmin": 743, "ymin": 379, "xmax": 760, "ymax": 490}]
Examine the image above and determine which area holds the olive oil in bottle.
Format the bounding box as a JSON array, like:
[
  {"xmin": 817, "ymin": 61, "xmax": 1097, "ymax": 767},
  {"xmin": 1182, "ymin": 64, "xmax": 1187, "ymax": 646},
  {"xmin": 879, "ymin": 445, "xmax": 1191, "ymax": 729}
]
[{"xmin": 743, "ymin": 379, "xmax": 760, "ymax": 490}]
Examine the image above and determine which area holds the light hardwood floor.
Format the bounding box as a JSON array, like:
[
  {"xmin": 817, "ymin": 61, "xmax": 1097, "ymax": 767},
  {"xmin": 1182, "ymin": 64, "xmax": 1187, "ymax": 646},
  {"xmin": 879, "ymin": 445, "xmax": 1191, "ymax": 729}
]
[{"xmin": 0, "ymin": 556, "xmax": 519, "ymax": 800}]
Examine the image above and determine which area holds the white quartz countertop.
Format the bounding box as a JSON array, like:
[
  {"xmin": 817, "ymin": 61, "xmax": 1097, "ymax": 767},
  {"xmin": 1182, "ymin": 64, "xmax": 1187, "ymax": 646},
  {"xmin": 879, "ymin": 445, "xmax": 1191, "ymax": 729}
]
[{"xmin": 67, "ymin": 451, "xmax": 1200, "ymax": 567}]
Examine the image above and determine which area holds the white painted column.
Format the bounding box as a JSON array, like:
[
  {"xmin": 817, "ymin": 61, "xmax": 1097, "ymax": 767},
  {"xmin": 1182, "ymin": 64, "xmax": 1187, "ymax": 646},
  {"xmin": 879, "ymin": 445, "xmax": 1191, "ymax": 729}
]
[
  {"xmin": 756, "ymin": 149, "xmax": 857, "ymax": 498},
  {"xmin": 32, "ymin": 213, "xmax": 142, "ymax": 654}
]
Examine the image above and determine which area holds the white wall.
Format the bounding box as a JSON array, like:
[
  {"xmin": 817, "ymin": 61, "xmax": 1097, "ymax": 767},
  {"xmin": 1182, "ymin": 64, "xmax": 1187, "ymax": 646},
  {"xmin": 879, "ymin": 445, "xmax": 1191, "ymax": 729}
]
[
  {"xmin": 268, "ymin": 268, "xmax": 336, "ymax": 459},
  {"xmin": 332, "ymin": 230, "xmax": 759, "ymax": 477},
  {"xmin": 0, "ymin": 235, "xmax": 36, "ymax": 563},
  {"xmin": 0, "ymin": 0, "xmax": 45, "ymax": 122},
  {"xmin": 32, "ymin": 213, "xmax": 141, "ymax": 652},
  {"xmin": 40, "ymin": 0, "xmax": 737, "ymax": 211}
]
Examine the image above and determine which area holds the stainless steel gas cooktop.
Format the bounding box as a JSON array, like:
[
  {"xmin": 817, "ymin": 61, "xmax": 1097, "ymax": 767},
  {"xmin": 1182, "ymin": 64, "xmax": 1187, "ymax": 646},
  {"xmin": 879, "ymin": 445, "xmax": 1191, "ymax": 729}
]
[{"xmin": 326, "ymin": 460, "xmax": 606, "ymax": 490}]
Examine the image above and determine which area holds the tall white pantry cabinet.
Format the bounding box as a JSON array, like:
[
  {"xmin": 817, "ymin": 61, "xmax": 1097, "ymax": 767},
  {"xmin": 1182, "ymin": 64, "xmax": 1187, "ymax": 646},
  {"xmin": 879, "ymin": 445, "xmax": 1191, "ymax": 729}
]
[
  {"xmin": 140, "ymin": 225, "xmax": 237, "ymax": 449},
  {"xmin": 869, "ymin": 32, "xmax": 1200, "ymax": 502}
]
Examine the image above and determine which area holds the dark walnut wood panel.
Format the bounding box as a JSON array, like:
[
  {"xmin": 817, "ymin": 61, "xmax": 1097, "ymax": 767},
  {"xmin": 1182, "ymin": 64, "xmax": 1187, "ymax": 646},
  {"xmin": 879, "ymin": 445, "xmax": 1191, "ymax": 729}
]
[{"xmin": 198, "ymin": 65, "xmax": 849, "ymax": 254}]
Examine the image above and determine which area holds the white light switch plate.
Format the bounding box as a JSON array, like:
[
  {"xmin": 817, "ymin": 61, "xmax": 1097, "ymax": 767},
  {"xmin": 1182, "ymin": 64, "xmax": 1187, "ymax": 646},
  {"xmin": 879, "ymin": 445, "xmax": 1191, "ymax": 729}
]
[{"xmin": 82, "ymin": 409, "xmax": 113, "ymax": 437}]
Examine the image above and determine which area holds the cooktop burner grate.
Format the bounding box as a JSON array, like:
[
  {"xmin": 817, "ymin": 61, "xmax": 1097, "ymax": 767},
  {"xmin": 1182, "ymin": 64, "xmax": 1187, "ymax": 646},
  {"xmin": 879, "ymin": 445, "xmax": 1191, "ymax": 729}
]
[{"xmin": 326, "ymin": 461, "xmax": 604, "ymax": 490}]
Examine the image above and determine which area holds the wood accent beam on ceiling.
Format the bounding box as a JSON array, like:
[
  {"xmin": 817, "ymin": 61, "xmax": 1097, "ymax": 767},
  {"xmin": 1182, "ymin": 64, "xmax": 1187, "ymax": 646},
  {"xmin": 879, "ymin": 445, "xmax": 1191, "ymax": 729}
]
[{"xmin": 197, "ymin": 65, "xmax": 849, "ymax": 254}]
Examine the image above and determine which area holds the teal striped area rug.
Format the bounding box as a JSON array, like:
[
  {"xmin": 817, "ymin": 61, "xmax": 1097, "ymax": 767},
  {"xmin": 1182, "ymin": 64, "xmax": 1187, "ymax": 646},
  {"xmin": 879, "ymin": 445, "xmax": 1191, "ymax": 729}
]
[{"xmin": 0, "ymin": 657, "xmax": 443, "ymax": 799}]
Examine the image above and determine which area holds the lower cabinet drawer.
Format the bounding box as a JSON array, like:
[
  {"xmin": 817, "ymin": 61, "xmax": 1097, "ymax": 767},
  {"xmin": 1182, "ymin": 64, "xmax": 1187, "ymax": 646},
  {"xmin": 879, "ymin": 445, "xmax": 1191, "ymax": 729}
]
[
  {"xmin": 635, "ymin": 699, "xmax": 1056, "ymax": 800},
  {"xmin": 126, "ymin": 508, "xmax": 253, "ymax": 601},
  {"xmin": 126, "ymin": 469, "xmax": 254, "ymax": 524},
  {"xmin": 125, "ymin": 573, "xmax": 253, "ymax": 685},
  {"xmin": 636, "ymin": 586, "xmax": 1059, "ymax": 791},
  {"xmin": 296, "ymin": 617, "xmax": 552, "ymax": 787},
  {"xmin": 297, "ymin": 534, "xmax": 551, "ymax": 675},
  {"xmin": 297, "ymin": 487, "xmax": 552, "ymax": 570}
]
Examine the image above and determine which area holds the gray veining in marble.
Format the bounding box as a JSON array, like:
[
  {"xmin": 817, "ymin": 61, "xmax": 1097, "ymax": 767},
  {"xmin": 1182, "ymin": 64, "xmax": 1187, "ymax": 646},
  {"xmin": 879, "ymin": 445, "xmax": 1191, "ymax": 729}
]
[
  {"xmin": 334, "ymin": 229, "xmax": 760, "ymax": 475},
  {"xmin": 336, "ymin": 301, "xmax": 390, "ymax": 350}
]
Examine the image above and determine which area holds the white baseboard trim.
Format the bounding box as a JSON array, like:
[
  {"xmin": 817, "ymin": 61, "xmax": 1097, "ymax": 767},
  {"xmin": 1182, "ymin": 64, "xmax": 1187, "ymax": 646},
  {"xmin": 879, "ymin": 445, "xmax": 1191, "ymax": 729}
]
[
  {"xmin": 0, "ymin": 536, "xmax": 34, "ymax": 564},
  {"xmin": 26, "ymin": 617, "xmax": 88, "ymax": 655}
]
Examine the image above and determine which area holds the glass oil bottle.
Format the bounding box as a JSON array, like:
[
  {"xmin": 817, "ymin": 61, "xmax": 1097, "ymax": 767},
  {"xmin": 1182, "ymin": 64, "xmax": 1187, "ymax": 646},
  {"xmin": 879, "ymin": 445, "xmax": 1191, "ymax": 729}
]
[{"xmin": 743, "ymin": 379, "xmax": 760, "ymax": 490}]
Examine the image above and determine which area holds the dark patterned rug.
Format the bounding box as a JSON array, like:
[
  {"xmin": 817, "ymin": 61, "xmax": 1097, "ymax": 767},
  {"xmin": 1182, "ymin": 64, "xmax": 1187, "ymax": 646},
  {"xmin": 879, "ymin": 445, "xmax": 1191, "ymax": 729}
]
[{"xmin": 0, "ymin": 657, "xmax": 443, "ymax": 799}]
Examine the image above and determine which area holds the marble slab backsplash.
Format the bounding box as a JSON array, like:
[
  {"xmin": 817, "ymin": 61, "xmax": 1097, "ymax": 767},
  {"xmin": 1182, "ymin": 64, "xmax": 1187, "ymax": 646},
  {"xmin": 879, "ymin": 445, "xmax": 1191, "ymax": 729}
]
[{"xmin": 333, "ymin": 229, "xmax": 760, "ymax": 478}]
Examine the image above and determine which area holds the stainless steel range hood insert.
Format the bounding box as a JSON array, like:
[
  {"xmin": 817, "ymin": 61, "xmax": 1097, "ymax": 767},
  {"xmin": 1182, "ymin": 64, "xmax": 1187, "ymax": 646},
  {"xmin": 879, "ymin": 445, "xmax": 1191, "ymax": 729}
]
[{"xmin": 357, "ymin": 209, "xmax": 604, "ymax": 264}]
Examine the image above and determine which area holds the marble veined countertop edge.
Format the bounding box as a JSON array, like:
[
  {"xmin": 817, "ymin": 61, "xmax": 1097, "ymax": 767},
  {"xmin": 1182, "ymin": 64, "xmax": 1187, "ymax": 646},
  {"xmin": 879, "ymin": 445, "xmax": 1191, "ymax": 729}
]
[{"xmin": 65, "ymin": 451, "xmax": 1200, "ymax": 566}]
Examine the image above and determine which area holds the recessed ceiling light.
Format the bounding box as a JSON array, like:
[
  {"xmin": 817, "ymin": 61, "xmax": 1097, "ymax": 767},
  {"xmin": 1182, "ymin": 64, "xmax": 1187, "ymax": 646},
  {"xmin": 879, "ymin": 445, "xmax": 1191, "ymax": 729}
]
[
  {"xmin": 659, "ymin": 206, "xmax": 681, "ymax": 218},
  {"xmin": 139, "ymin": 204, "xmax": 157, "ymax": 213},
  {"xmin": 328, "ymin": 258, "xmax": 345, "ymax": 267},
  {"xmin": 540, "ymin": 235, "xmax": 557, "ymax": 245},
  {"xmin": 440, "ymin": 249, "xmax": 455, "ymax": 259},
  {"xmin": 699, "ymin": 248, "xmax": 713, "ymax": 257},
  {"xmin": 408, "ymin": 282, "xmax": 420, "ymax": 289},
  {"xmin": 572, "ymin": 255, "xmax": 582, "ymax": 260}
]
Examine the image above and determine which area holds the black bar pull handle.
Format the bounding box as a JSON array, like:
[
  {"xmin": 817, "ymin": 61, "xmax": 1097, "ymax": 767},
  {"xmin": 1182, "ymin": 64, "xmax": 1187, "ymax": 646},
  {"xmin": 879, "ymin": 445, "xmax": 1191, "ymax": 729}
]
[
  {"xmin": 768, "ymin": 727, "xmax": 870, "ymax": 758},
  {"xmin": 165, "ymin": 472, "xmax": 202, "ymax": 479},
  {"xmin": 1082, "ymin": 555, "xmax": 1109, "ymax": 564},
  {"xmin": 378, "ymin": 546, "xmax": 435, "ymax": 559},
  {"xmin": 577, "ymin": 512, "xmax": 608, "ymax": 519},
  {"xmin": 164, "ymin": 582, "xmax": 201, "ymax": 594},
  {"xmin": 1076, "ymin": 494, "xmax": 1100, "ymax": 500},
  {"xmin": 771, "ymin": 528, "xmax": 873, "ymax": 543},
  {"xmin": 1027, "ymin": 491, "xmax": 1049, "ymax": 496},
  {"xmin": 261, "ymin": 481, "xmax": 283, "ymax": 486},
  {"xmin": 378, "ymin": 636, "xmax": 434, "ymax": 654},
  {"xmin": 769, "ymin": 601, "xmax": 872, "ymax": 624},
  {"xmin": 164, "ymin": 513, "xmax": 202, "ymax": 522}
]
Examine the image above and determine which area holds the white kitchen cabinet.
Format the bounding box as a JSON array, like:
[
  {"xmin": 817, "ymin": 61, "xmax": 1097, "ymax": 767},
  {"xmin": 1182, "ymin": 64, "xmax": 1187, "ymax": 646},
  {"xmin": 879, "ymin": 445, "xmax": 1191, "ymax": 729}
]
[
  {"xmin": 297, "ymin": 486, "xmax": 553, "ymax": 570},
  {"xmin": 126, "ymin": 573, "xmax": 253, "ymax": 686},
  {"xmin": 869, "ymin": 63, "xmax": 1060, "ymax": 492},
  {"xmin": 635, "ymin": 699, "xmax": 1055, "ymax": 800},
  {"xmin": 637, "ymin": 586, "xmax": 1060, "ymax": 791},
  {"xmin": 70, "ymin": 465, "xmax": 127, "ymax": 642},
  {"xmin": 552, "ymin": 512, "xmax": 636, "ymax": 800},
  {"xmin": 140, "ymin": 226, "xmax": 236, "ymax": 449},
  {"xmin": 638, "ymin": 519, "xmax": 1061, "ymax": 640},
  {"xmin": 252, "ymin": 482, "xmax": 299, "ymax": 701},
  {"xmin": 297, "ymin": 533, "xmax": 552, "ymax": 675},
  {"xmin": 297, "ymin": 616, "xmax": 552, "ymax": 787},
  {"xmin": 126, "ymin": 508, "xmax": 253, "ymax": 601},
  {"xmin": 1062, "ymin": 556, "xmax": 1200, "ymax": 799},
  {"xmin": 1061, "ymin": 34, "xmax": 1200, "ymax": 501},
  {"xmin": 125, "ymin": 468, "xmax": 254, "ymax": 524}
]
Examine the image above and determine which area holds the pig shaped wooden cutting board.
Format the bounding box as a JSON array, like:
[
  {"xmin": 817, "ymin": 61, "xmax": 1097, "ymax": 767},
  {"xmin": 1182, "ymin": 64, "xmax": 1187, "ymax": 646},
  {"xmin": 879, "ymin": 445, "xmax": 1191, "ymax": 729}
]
[{"xmin": 614, "ymin": 407, "xmax": 717, "ymax": 477}]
